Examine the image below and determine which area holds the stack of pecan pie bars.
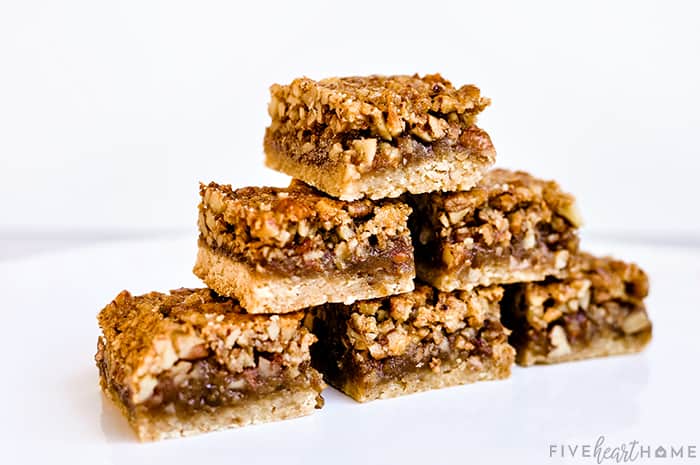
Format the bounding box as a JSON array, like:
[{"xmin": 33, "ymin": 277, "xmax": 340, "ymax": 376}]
[{"xmin": 96, "ymin": 75, "xmax": 653, "ymax": 441}]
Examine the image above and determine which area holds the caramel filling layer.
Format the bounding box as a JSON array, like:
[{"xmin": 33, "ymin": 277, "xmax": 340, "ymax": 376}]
[
  {"xmin": 415, "ymin": 200, "xmax": 578, "ymax": 272},
  {"xmin": 200, "ymin": 236, "xmax": 414, "ymax": 277},
  {"xmin": 98, "ymin": 354, "xmax": 324, "ymax": 418},
  {"xmin": 311, "ymin": 314, "xmax": 507, "ymax": 390},
  {"xmin": 265, "ymin": 123, "xmax": 493, "ymax": 173},
  {"xmin": 502, "ymin": 285, "xmax": 652, "ymax": 357}
]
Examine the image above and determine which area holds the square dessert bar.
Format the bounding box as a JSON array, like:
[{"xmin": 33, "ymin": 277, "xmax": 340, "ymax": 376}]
[
  {"xmin": 409, "ymin": 169, "xmax": 582, "ymax": 291},
  {"xmin": 96, "ymin": 288, "xmax": 325, "ymax": 441},
  {"xmin": 501, "ymin": 253, "xmax": 652, "ymax": 366},
  {"xmin": 264, "ymin": 74, "xmax": 495, "ymax": 200},
  {"xmin": 194, "ymin": 181, "xmax": 415, "ymax": 314},
  {"xmin": 308, "ymin": 283, "xmax": 515, "ymax": 402}
]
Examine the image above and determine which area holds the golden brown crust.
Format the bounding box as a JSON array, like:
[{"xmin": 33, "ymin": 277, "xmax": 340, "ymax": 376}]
[
  {"xmin": 337, "ymin": 354, "xmax": 513, "ymax": 402},
  {"xmin": 101, "ymin": 376, "xmax": 322, "ymax": 441},
  {"xmin": 264, "ymin": 74, "xmax": 495, "ymax": 200},
  {"xmin": 514, "ymin": 332, "xmax": 651, "ymax": 366},
  {"xmin": 308, "ymin": 283, "xmax": 515, "ymax": 402},
  {"xmin": 268, "ymin": 74, "xmax": 490, "ymax": 141},
  {"xmin": 502, "ymin": 253, "xmax": 652, "ymax": 366},
  {"xmin": 410, "ymin": 169, "xmax": 581, "ymax": 290},
  {"xmin": 96, "ymin": 288, "xmax": 324, "ymax": 431},
  {"xmin": 193, "ymin": 244, "xmax": 415, "ymax": 314},
  {"xmin": 264, "ymin": 125, "xmax": 496, "ymax": 200}
]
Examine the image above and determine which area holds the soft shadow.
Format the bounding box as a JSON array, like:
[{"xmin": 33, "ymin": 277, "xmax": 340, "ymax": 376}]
[
  {"xmin": 512, "ymin": 353, "xmax": 651, "ymax": 439},
  {"xmin": 100, "ymin": 392, "xmax": 137, "ymax": 443},
  {"xmin": 320, "ymin": 386, "xmax": 361, "ymax": 407},
  {"xmin": 60, "ymin": 363, "xmax": 137, "ymax": 444}
]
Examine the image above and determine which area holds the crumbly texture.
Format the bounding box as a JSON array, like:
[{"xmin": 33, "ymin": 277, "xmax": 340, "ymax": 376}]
[
  {"xmin": 267, "ymin": 74, "xmax": 490, "ymax": 140},
  {"xmin": 501, "ymin": 253, "xmax": 652, "ymax": 366},
  {"xmin": 101, "ymin": 381, "xmax": 320, "ymax": 441},
  {"xmin": 194, "ymin": 245, "xmax": 414, "ymax": 314},
  {"xmin": 196, "ymin": 181, "xmax": 415, "ymax": 313},
  {"xmin": 264, "ymin": 74, "xmax": 495, "ymax": 200},
  {"xmin": 409, "ymin": 169, "xmax": 582, "ymax": 291},
  {"xmin": 308, "ymin": 283, "xmax": 515, "ymax": 402},
  {"xmin": 96, "ymin": 288, "xmax": 325, "ymax": 441}
]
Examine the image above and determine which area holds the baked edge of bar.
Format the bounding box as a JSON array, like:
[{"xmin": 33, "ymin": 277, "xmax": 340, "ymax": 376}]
[
  {"xmin": 416, "ymin": 252, "xmax": 570, "ymax": 291},
  {"xmin": 264, "ymin": 137, "xmax": 495, "ymax": 201},
  {"xmin": 100, "ymin": 378, "xmax": 320, "ymax": 441},
  {"xmin": 334, "ymin": 351, "xmax": 514, "ymax": 403},
  {"xmin": 515, "ymin": 329, "xmax": 652, "ymax": 367},
  {"xmin": 194, "ymin": 245, "xmax": 415, "ymax": 313}
]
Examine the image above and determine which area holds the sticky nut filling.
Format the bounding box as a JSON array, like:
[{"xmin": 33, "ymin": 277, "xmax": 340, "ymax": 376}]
[
  {"xmin": 411, "ymin": 169, "xmax": 582, "ymax": 271},
  {"xmin": 198, "ymin": 182, "xmax": 414, "ymax": 276},
  {"xmin": 96, "ymin": 289, "xmax": 323, "ymax": 418},
  {"xmin": 267, "ymin": 74, "xmax": 490, "ymax": 143},
  {"xmin": 308, "ymin": 284, "xmax": 510, "ymax": 383},
  {"xmin": 265, "ymin": 123, "xmax": 495, "ymax": 177},
  {"xmin": 264, "ymin": 74, "xmax": 492, "ymax": 174},
  {"xmin": 502, "ymin": 254, "xmax": 652, "ymax": 358},
  {"xmin": 98, "ymin": 339, "xmax": 323, "ymax": 416}
]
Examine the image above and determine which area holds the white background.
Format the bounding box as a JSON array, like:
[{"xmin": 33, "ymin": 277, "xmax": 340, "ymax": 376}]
[
  {"xmin": 1, "ymin": 3, "xmax": 699, "ymax": 463},
  {"xmin": 1, "ymin": 0, "xmax": 699, "ymax": 239}
]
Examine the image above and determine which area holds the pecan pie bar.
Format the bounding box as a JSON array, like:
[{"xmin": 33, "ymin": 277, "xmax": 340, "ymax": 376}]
[
  {"xmin": 409, "ymin": 169, "xmax": 582, "ymax": 291},
  {"xmin": 501, "ymin": 253, "xmax": 652, "ymax": 366},
  {"xmin": 96, "ymin": 288, "xmax": 325, "ymax": 441},
  {"xmin": 194, "ymin": 181, "xmax": 415, "ymax": 314},
  {"xmin": 264, "ymin": 74, "xmax": 495, "ymax": 200},
  {"xmin": 307, "ymin": 283, "xmax": 515, "ymax": 402}
]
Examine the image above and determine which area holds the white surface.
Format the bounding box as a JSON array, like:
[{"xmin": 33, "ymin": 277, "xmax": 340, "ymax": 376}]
[
  {"xmin": 0, "ymin": 236, "xmax": 698, "ymax": 464},
  {"xmin": 1, "ymin": 0, "xmax": 700, "ymax": 234}
]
